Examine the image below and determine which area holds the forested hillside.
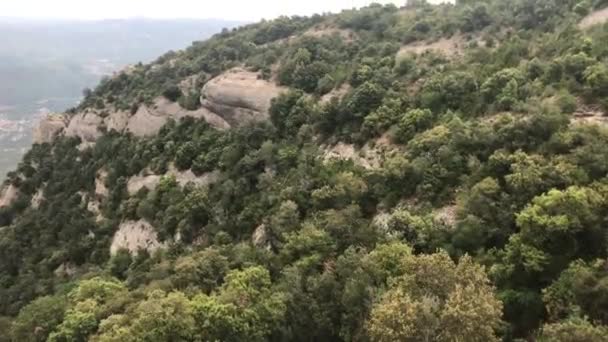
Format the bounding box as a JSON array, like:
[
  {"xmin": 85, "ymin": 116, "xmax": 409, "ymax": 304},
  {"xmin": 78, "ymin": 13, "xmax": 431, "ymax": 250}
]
[{"xmin": 2, "ymin": 0, "xmax": 608, "ymax": 340}]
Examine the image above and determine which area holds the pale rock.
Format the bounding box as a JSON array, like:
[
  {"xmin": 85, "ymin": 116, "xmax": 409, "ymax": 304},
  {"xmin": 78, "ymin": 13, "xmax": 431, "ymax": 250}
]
[
  {"xmin": 33, "ymin": 114, "xmax": 67, "ymax": 144},
  {"xmin": 127, "ymin": 167, "xmax": 220, "ymax": 195},
  {"xmin": 31, "ymin": 188, "xmax": 45, "ymax": 209},
  {"xmin": 110, "ymin": 219, "xmax": 164, "ymax": 255},
  {"xmin": 104, "ymin": 110, "xmax": 130, "ymax": 132},
  {"xmin": 579, "ymin": 7, "xmax": 608, "ymax": 29},
  {"xmin": 65, "ymin": 112, "xmax": 104, "ymax": 142},
  {"xmin": 201, "ymin": 67, "xmax": 286, "ymax": 126},
  {"xmin": 95, "ymin": 170, "xmax": 109, "ymax": 198},
  {"xmin": 0, "ymin": 185, "xmax": 18, "ymax": 208},
  {"xmin": 252, "ymin": 224, "xmax": 272, "ymax": 250}
]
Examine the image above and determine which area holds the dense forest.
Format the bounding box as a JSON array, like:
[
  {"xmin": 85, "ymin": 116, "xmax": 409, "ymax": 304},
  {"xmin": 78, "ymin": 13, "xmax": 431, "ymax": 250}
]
[{"xmin": 2, "ymin": 0, "xmax": 608, "ymax": 340}]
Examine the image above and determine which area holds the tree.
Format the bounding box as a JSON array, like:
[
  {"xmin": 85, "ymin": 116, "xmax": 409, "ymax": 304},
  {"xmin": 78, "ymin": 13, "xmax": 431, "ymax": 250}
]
[
  {"xmin": 162, "ymin": 85, "xmax": 182, "ymax": 102},
  {"xmin": 537, "ymin": 317, "xmax": 608, "ymax": 342},
  {"xmin": 191, "ymin": 267, "xmax": 286, "ymax": 342},
  {"xmin": 543, "ymin": 259, "xmax": 608, "ymax": 324},
  {"xmin": 11, "ymin": 296, "xmax": 67, "ymax": 342},
  {"xmin": 396, "ymin": 108, "xmax": 435, "ymax": 143},
  {"xmin": 172, "ymin": 247, "xmax": 229, "ymax": 293},
  {"xmin": 481, "ymin": 68, "xmax": 527, "ymax": 110},
  {"xmin": 584, "ymin": 63, "xmax": 608, "ymax": 97},
  {"xmin": 95, "ymin": 291, "xmax": 195, "ymax": 342},
  {"xmin": 366, "ymin": 251, "xmax": 503, "ymax": 341}
]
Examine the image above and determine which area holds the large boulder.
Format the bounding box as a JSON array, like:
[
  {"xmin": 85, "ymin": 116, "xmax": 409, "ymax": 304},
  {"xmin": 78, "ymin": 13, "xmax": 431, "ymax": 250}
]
[
  {"xmin": 33, "ymin": 114, "xmax": 67, "ymax": 144},
  {"xmin": 201, "ymin": 68, "xmax": 286, "ymax": 126}
]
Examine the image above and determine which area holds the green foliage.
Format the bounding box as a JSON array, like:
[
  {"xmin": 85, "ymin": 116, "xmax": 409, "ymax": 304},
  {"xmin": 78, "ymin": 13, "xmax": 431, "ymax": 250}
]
[
  {"xmin": 367, "ymin": 252, "xmax": 503, "ymax": 342},
  {"xmin": 10, "ymin": 296, "xmax": 67, "ymax": 342},
  {"xmin": 537, "ymin": 317, "xmax": 608, "ymax": 342},
  {"xmin": 5, "ymin": 1, "xmax": 608, "ymax": 341},
  {"xmin": 162, "ymin": 84, "xmax": 182, "ymax": 102}
]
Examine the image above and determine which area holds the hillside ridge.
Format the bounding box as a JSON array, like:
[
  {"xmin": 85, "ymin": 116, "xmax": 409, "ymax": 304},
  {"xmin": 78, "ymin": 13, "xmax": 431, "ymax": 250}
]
[{"xmin": 3, "ymin": 1, "xmax": 608, "ymax": 340}]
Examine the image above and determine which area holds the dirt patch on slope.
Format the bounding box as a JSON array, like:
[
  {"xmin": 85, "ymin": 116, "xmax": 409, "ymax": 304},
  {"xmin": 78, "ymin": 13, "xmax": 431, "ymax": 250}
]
[
  {"xmin": 579, "ymin": 7, "xmax": 608, "ymax": 29},
  {"xmin": 320, "ymin": 84, "xmax": 352, "ymax": 104},
  {"xmin": 304, "ymin": 26, "xmax": 357, "ymax": 42},
  {"xmin": 572, "ymin": 100, "xmax": 608, "ymax": 125},
  {"xmin": 397, "ymin": 35, "xmax": 466, "ymax": 58}
]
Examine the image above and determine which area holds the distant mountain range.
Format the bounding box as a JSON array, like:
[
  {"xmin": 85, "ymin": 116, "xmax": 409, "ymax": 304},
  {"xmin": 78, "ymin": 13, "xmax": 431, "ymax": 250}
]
[{"xmin": 0, "ymin": 17, "xmax": 242, "ymax": 178}]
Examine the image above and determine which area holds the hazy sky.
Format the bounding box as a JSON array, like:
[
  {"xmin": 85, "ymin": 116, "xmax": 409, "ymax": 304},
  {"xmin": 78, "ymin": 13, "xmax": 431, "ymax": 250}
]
[{"xmin": 0, "ymin": 0, "xmax": 416, "ymax": 21}]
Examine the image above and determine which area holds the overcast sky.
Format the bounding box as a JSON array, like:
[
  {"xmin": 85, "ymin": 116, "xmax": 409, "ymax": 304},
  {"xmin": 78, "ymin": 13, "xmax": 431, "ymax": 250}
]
[{"xmin": 0, "ymin": 0, "xmax": 424, "ymax": 21}]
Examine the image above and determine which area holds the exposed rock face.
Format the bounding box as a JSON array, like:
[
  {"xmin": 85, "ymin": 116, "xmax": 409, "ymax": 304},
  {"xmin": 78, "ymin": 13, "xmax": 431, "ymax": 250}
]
[
  {"xmin": 126, "ymin": 98, "xmax": 230, "ymax": 137},
  {"xmin": 54, "ymin": 263, "xmax": 77, "ymax": 277},
  {"xmin": 579, "ymin": 7, "xmax": 608, "ymax": 29},
  {"xmin": 202, "ymin": 68, "xmax": 286, "ymax": 126},
  {"xmin": 434, "ymin": 205, "xmax": 458, "ymax": 227},
  {"xmin": 126, "ymin": 105, "xmax": 172, "ymax": 137},
  {"xmin": 32, "ymin": 68, "xmax": 279, "ymax": 144},
  {"xmin": 323, "ymin": 142, "xmax": 382, "ymax": 170},
  {"xmin": 127, "ymin": 167, "xmax": 220, "ymax": 195},
  {"xmin": 104, "ymin": 110, "xmax": 130, "ymax": 132},
  {"xmin": 0, "ymin": 185, "xmax": 18, "ymax": 208},
  {"xmin": 110, "ymin": 220, "xmax": 164, "ymax": 255},
  {"xmin": 65, "ymin": 111, "xmax": 104, "ymax": 142},
  {"xmin": 95, "ymin": 170, "xmax": 109, "ymax": 198},
  {"xmin": 33, "ymin": 114, "xmax": 67, "ymax": 144},
  {"xmin": 127, "ymin": 174, "xmax": 162, "ymax": 195},
  {"xmin": 252, "ymin": 224, "xmax": 272, "ymax": 250},
  {"xmin": 31, "ymin": 188, "xmax": 45, "ymax": 209}
]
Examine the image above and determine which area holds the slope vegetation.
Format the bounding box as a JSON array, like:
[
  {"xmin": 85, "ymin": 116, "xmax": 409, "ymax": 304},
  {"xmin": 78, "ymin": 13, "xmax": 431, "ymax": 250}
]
[{"xmin": 2, "ymin": 1, "xmax": 608, "ymax": 341}]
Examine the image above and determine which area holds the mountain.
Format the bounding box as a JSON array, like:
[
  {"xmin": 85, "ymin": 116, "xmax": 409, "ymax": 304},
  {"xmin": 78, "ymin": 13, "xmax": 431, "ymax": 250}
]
[
  {"xmin": 2, "ymin": 1, "xmax": 608, "ymax": 340},
  {"xmin": 0, "ymin": 18, "xmax": 243, "ymax": 180}
]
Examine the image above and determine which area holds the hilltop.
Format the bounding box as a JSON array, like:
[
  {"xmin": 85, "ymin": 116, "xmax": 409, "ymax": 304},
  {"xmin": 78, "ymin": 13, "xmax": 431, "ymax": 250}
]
[
  {"xmin": 2, "ymin": 0, "xmax": 608, "ymax": 340},
  {"xmin": 0, "ymin": 17, "xmax": 242, "ymax": 180}
]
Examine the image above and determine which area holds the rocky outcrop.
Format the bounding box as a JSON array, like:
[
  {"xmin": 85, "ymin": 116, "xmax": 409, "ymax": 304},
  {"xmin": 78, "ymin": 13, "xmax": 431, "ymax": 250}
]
[
  {"xmin": 323, "ymin": 142, "xmax": 382, "ymax": 170},
  {"xmin": 95, "ymin": 170, "xmax": 109, "ymax": 198},
  {"xmin": 104, "ymin": 110, "xmax": 130, "ymax": 132},
  {"xmin": 579, "ymin": 7, "xmax": 608, "ymax": 29},
  {"xmin": 31, "ymin": 188, "xmax": 45, "ymax": 209},
  {"xmin": 125, "ymin": 98, "xmax": 230, "ymax": 137},
  {"xmin": 110, "ymin": 219, "xmax": 164, "ymax": 255},
  {"xmin": 33, "ymin": 114, "xmax": 68, "ymax": 144},
  {"xmin": 127, "ymin": 174, "xmax": 162, "ymax": 195},
  {"xmin": 0, "ymin": 185, "xmax": 18, "ymax": 208},
  {"xmin": 127, "ymin": 166, "xmax": 220, "ymax": 195},
  {"xmin": 32, "ymin": 68, "xmax": 280, "ymax": 144},
  {"xmin": 252, "ymin": 224, "xmax": 272, "ymax": 250},
  {"xmin": 65, "ymin": 111, "xmax": 104, "ymax": 142},
  {"xmin": 201, "ymin": 68, "xmax": 286, "ymax": 126}
]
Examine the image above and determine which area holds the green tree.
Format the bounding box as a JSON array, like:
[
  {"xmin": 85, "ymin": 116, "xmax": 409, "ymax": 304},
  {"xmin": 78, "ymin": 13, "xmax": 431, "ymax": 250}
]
[
  {"xmin": 366, "ymin": 251, "xmax": 503, "ymax": 341},
  {"xmin": 11, "ymin": 296, "xmax": 67, "ymax": 342}
]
